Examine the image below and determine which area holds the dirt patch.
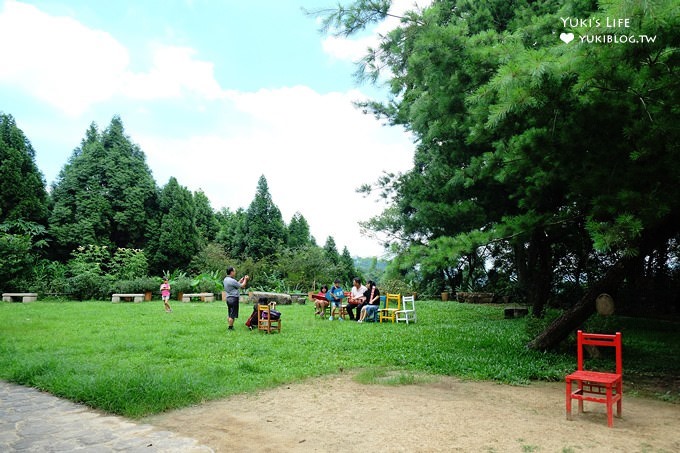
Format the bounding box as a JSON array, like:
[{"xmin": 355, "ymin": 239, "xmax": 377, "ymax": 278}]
[{"xmin": 144, "ymin": 373, "xmax": 680, "ymax": 452}]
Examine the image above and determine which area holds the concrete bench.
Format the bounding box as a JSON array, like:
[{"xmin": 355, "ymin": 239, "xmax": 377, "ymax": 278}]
[
  {"xmin": 2, "ymin": 293, "xmax": 38, "ymax": 302},
  {"xmin": 111, "ymin": 293, "xmax": 144, "ymax": 303},
  {"xmin": 182, "ymin": 293, "xmax": 215, "ymax": 302}
]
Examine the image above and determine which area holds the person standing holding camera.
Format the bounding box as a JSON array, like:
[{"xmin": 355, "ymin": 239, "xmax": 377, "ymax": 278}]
[{"xmin": 223, "ymin": 266, "xmax": 249, "ymax": 331}]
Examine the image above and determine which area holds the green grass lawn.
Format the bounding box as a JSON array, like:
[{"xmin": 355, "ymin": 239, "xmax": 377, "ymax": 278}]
[{"xmin": 1, "ymin": 300, "xmax": 678, "ymax": 418}]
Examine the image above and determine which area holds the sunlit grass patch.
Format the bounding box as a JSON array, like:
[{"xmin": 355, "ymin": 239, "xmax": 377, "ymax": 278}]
[{"xmin": 1, "ymin": 299, "xmax": 678, "ymax": 417}]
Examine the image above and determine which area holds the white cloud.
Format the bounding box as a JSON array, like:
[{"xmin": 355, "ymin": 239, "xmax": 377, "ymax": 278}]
[
  {"xmin": 0, "ymin": 0, "xmax": 128, "ymax": 115},
  {"xmin": 135, "ymin": 86, "xmax": 414, "ymax": 257},
  {"xmin": 0, "ymin": 0, "xmax": 225, "ymax": 115},
  {"xmin": 322, "ymin": 35, "xmax": 375, "ymax": 62},
  {"xmin": 121, "ymin": 45, "xmax": 224, "ymax": 101}
]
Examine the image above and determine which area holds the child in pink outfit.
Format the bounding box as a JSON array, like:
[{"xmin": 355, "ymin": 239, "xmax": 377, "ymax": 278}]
[{"xmin": 160, "ymin": 279, "xmax": 172, "ymax": 312}]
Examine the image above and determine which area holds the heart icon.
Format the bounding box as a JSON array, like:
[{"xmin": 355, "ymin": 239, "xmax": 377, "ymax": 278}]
[{"xmin": 560, "ymin": 32, "xmax": 575, "ymax": 43}]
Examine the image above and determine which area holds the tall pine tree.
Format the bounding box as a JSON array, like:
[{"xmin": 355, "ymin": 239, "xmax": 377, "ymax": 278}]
[
  {"xmin": 0, "ymin": 113, "xmax": 48, "ymax": 290},
  {"xmin": 49, "ymin": 116, "xmax": 157, "ymax": 258},
  {"xmin": 287, "ymin": 212, "xmax": 314, "ymax": 249},
  {"xmin": 215, "ymin": 207, "xmax": 247, "ymax": 258},
  {"xmin": 193, "ymin": 189, "xmax": 219, "ymax": 247},
  {"xmin": 323, "ymin": 236, "xmax": 340, "ymax": 265},
  {"xmin": 148, "ymin": 177, "xmax": 200, "ymax": 273},
  {"xmin": 0, "ymin": 113, "xmax": 48, "ymax": 224},
  {"xmin": 243, "ymin": 175, "xmax": 286, "ymax": 260}
]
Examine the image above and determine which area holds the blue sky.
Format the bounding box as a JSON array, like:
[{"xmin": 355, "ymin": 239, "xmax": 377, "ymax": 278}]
[{"xmin": 0, "ymin": 0, "xmax": 427, "ymax": 257}]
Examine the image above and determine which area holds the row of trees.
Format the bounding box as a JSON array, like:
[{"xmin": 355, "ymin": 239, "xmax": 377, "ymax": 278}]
[
  {"xmin": 317, "ymin": 0, "xmax": 679, "ymax": 348},
  {"xmin": 1, "ymin": 114, "xmax": 371, "ymax": 298}
]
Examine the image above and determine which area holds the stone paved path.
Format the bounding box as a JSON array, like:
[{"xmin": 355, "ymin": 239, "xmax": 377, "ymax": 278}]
[{"xmin": 0, "ymin": 381, "xmax": 213, "ymax": 452}]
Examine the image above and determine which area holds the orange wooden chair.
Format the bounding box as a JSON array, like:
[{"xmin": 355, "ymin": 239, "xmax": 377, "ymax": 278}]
[{"xmin": 565, "ymin": 330, "xmax": 622, "ymax": 427}]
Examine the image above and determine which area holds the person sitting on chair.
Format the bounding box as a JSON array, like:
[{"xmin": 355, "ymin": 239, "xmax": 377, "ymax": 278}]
[
  {"xmin": 358, "ymin": 280, "xmax": 381, "ymax": 323},
  {"xmin": 346, "ymin": 277, "xmax": 367, "ymax": 321},
  {"xmin": 313, "ymin": 285, "xmax": 329, "ymax": 315},
  {"xmin": 328, "ymin": 279, "xmax": 345, "ymax": 321}
]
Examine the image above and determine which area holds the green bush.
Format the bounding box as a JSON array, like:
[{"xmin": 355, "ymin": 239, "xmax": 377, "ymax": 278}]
[
  {"xmin": 110, "ymin": 248, "xmax": 148, "ymax": 280},
  {"xmin": 380, "ymin": 278, "xmax": 416, "ymax": 295},
  {"xmin": 191, "ymin": 271, "xmax": 222, "ymax": 293},
  {"xmin": 196, "ymin": 279, "xmax": 218, "ymax": 293},
  {"xmin": 170, "ymin": 276, "xmax": 192, "ymax": 294},
  {"xmin": 68, "ymin": 273, "xmax": 113, "ymax": 300},
  {"xmin": 111, "ymin": 277, "xmax": 160, "ymax": 294},
  {"xmin": 30, "ymin": 260, "xmax": 69, "ymax": 295},
  {"xmin": 0, "ymin": 232, "xmax": 33, "ymax": 292},
  {"xmin": 134, "ymin": 276, "xmax": 162, "ymax": 292},
  {"xmin": 188, "ymin": 242, "xmax": 231, "ymax": 275},
  {"xmin": 0, "ymin": 221, "xmax": 46, "ymax": 292},
  {"xmin": 111, "ymin": 279, "xmax": 137, "ymax": 294}
]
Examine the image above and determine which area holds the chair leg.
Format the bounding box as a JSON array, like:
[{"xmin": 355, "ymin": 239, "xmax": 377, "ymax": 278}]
[
  {"xmin": 607, "ymin": 386, "xmax": 614, "ymax": 428},
  {"xmin": 566, "ymin": 379, "xmax": 572, "ymax": 420}
]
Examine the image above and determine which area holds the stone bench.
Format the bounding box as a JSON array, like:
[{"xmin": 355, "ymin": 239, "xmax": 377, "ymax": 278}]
[
  {"xmin": 111, "ymin": 293, "xmax": 144, "ymax": 303},
  {"xmin": 248, "ymin": 291, "xmax": 292, "ymax": 305},
  {"xmin": 456, "ymin": 292, "xmax": 497, "ymax": 304},
  {"xmin": 182, "ymin": 293, "xmax": 215, "ymax": 302},
  {"xmin": 289, "ymin": 293, "xmax": 309, "ymax": 304},
  {"xmin": 504, "ymin": 307, "xmax": 529, "ymax": 318},
  {"xmin": 2, "ymin": 293, "xmax": 38, "ymax": 302}
]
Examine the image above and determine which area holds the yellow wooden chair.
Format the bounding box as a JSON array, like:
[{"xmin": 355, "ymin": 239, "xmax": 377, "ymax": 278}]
[
  {"xmin": 257, "ymin": 304, "xmax": 281, "ymax": 333},
  {"xmin": 379, "ymin": 293, "xmax": 401, "ymax": 323}
]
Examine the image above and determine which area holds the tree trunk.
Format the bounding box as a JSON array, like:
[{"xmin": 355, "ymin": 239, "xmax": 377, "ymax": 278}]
[
  {"xmin": 514, "ymin": 231, "xmax": 553, "ymax": 318},
  {"xmin": 527, "ymin": 231, "xmax": 552, "ymax": 317},
  {"xmin": 443, "ymin": 267, "xmax": 459, "ymax": 293},
  {"xmin": 527, "ymin": 257, "xmax": 629, "ymax": 351},
  {"xmin": 513, "ymin": 242, "xmax": 528, "ymax": 284}
]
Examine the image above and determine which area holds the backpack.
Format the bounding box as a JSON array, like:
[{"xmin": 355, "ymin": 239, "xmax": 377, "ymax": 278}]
[
  {"xmin": 246, "ymin": 298, "xmax": 268, "ymax": 329},
  {"xmin": 245, "ymin": 308, "xmax": 259, "ymax": 329},
  {"xmin": 328, "ymin": 287, "xmax": 344, "ymax": 301},
  {"xmin": 261, "ymin": 308, "xmax": 281, "ymax": 320}
]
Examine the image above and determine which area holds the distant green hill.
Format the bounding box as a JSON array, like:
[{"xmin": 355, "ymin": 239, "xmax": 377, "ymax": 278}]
[{"xmin": 354, "ymin": 256, "xmax": 388, "ymax": 281}]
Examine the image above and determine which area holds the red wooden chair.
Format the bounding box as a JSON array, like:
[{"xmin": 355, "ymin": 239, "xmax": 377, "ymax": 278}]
[{"xmin": 565, "ymin": 330, "xmax": 622, "ymax": 427}]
